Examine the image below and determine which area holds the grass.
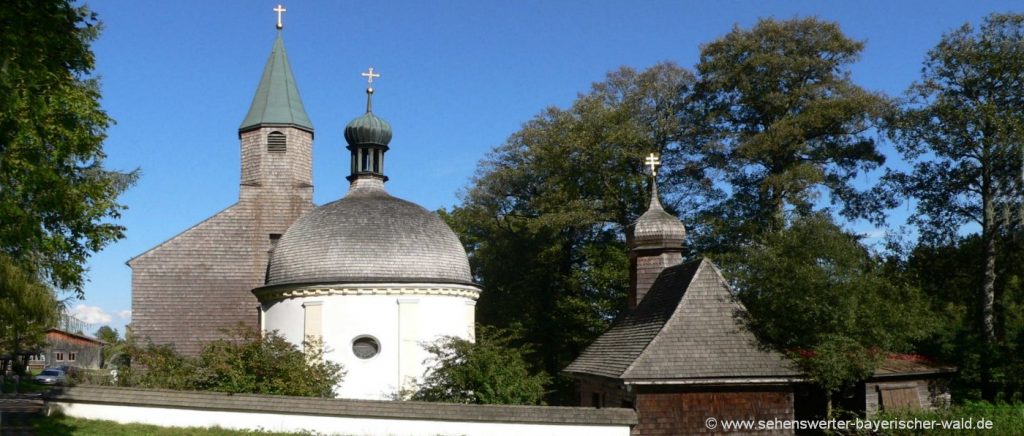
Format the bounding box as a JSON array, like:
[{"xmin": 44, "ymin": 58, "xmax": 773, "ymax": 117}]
[
  {"xmin": 873, "ymin": 401, "xmax": 1024, "ymax": 435},
  {"xmin": 31, "ymin": 414, "xmax": 318, "ymax": 436}
]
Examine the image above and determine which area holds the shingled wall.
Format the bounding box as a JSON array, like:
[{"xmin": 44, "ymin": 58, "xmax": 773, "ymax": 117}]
[
  {"xmin": 633, "ymin": 386, "xmax": 794, "ymax": 436},
  {"xmin": 129, "ymin": 127, "xmax": 313, "ymax": 356}
]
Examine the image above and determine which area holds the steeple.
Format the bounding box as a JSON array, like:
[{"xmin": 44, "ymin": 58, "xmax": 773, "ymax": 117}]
[
  {"xmin": 239, "ymin": 27, "xmax": 313, "ymax": 135},
  {"xmin": 629, "ymin": 153, "xmax": 686, "ymax": 308},
  {"xmin": 344, "ymin": 67, "xmax": 393, "ymax": 187}
]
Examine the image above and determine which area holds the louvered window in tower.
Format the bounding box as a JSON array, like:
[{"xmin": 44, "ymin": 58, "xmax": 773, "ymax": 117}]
[{"xmin": 267, "ymin": 131, "xmax": 287, "ymax": 152}]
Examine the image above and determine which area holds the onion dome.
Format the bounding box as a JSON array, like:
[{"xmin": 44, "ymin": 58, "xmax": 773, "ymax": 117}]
[
  {"xmin": 345, "ymin": 74, "xmax": 391, "ymax": 182},
  {"xmin": 632, "ymin": 166, "xmax": 686, "ymax": 250},
  {"xmin": 344, "ymin": 110, "xmax": 392, "ymax": 147}
]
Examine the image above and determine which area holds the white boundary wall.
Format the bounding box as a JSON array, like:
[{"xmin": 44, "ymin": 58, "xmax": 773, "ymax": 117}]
[{"xmin": 47, "ymin": 387, "xmax": 635, "ymax": 436}]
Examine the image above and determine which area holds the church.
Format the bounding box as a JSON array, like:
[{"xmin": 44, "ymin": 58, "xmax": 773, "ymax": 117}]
[
  {"xmin": 129, "ymin": 12, "xmax": 477, "ymax": 399},
  {"xmin": 127, "ymin": 6, "xmax": 953, "ymax": 433}
]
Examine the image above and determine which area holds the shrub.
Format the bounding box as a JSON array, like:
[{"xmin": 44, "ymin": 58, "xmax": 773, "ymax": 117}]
[
  {"xmin": 123, "ymin": 326, "xmax": 344, "ymax": 397},
  {"xmin": 412, "ymin": 325, "xmax": 549, "ymax": 405}
]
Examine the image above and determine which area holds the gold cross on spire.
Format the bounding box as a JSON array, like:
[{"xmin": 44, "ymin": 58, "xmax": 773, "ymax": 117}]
[
  {"xmin": 273, "ymin": 4, "xmax": 287, "ymax": 29},
  {"xmin": 645, "ymin": 153, "xmax": 661, "ymax": 177},
  {"xmin": 361, "ymin": 67, "xmax": 381, "ymax": 86}
]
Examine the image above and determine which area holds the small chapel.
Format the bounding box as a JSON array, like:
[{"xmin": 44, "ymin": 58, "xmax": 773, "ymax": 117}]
[{"xmin": 129, "ymin": 11, "xmax": 478, "ymax": 399}]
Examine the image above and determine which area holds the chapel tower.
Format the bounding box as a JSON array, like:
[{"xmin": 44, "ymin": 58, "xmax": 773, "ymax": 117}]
[
  {"xmin": 129, "ymin": 14, "xmax": 314, "ymax": 356},
  {"xmin": 628, "ymin": 154, "xmax": 686, "ymax": 308}
]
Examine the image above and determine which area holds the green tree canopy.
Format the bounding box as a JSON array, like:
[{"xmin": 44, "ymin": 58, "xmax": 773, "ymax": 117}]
[
  {"xmin": 734, "ymin": 214, "xmax": 934, "ymax": 411},
  {"xmin": 0, "ymin": 0, "xmax": 137, "ymax": 295},
  {"xmin": 412, "ymin": 326, "xmax": 549, "ymax": 405},
  {"xmin": 0, "ymin": 254, "xmax": 59, "ymax": 374},
  {"xmin": 888, "ymin": 13, "xmax": 1024, "ymax": 399},
  {"xmin": 694, "ymin": 17, "xmax": 892, "ymax": 249}
]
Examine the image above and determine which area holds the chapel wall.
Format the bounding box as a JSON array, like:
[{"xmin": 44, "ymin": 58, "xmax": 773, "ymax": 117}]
[{"xmin": 632, "ymin": 386, "xmax": 794, "ymax": 436}]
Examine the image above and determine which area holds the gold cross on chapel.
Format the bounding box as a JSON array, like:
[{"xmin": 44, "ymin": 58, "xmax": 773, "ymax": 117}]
[
  {"xmin": 274, "ymin": 4, "xmax": 287, "ymax": 29},
  {"xmin": 645, "ymin": 153, "xmax": 661, "ymax": 177},
  {"xmin": 361, "ymin": 67, "xmax": 381, "ymax": 85}
]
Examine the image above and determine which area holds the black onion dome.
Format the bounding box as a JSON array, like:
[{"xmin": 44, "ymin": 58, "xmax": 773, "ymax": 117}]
[
  {"xmin": 344, "ymin": 112, "xmax": 392, "ymax": 147},
  {"xmin": 266, "ymin": 183, "xmax": 473, "ymax": 286}
]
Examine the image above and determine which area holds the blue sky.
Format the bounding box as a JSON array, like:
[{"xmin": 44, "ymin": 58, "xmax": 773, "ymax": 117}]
[{"xmin": 72, "ymin": 1, "xmax": 1019, "ymax": 335}]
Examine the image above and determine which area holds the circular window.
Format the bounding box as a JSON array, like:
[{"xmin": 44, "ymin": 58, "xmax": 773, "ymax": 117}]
[{"xmin": 352, "ymin": 336, "xmax": 380, "ymax": 359}]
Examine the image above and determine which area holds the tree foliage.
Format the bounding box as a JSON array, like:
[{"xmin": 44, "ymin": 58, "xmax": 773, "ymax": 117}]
[
  {"xmin": 445, "ymin": 62, "xmax": 713, "ymax": 402},
  {"xmin": 734, "ymin": 214, "xmax": 934, "ymax": 403},
  {"xmin": 694, "ymin": 17, "xmax": 891, "ymax": 250},
  {"xmin": 124, "ymin": 326, "xmax": 344, "ymax": 397},
  {"xmin": 888, "ymin": 13, "xmax": 1024, "ymax": 399},
  {"xmin": 0, "ymin": 254, "xmax": 59, "ymax": 374},
  {"xmin": 0, "ymin": 0, "xmax": 137, "ymax": 295},
  {"xmin": 412, "ymin": 326, "xmax": 549, "ymax": 405}
]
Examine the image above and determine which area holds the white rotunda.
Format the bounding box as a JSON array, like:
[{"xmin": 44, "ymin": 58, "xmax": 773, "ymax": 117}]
[{"xmin": 253, "ymin": 78, "xmax": 480, "ymax": 400}]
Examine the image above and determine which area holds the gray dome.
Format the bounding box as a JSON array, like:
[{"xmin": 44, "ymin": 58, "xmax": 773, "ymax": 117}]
[{"xmin": 266, "ymin": 183, "xmax": 473, "ymax": 286}]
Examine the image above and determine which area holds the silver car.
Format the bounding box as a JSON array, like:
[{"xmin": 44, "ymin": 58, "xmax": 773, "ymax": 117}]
[{"xmin": 33, "ymin": 368, "xmax": 67, "ymax": 385}]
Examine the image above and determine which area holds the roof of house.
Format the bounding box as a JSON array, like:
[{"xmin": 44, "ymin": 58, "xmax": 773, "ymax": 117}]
[
  {"xmin": 46, "ymin": 328, "xmax": 105, "ymax": 346},
  {"xmin": 564, "ymin": 258, "xmax": 799, "ymax": 384},
  {"xmin": 872, "ymin": 354, "xmax": 957, "ymax": 378}
]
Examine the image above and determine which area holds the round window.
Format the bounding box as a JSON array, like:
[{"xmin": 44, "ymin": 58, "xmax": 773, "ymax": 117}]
[{"xmin": 352, "ymin": 336, "xmax": 380, "ymax": 359}]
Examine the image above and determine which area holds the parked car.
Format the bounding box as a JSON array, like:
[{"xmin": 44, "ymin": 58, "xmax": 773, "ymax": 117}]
[{"xmin": 33, "ymin": 368, "xmax": 67, "ymax": 385}]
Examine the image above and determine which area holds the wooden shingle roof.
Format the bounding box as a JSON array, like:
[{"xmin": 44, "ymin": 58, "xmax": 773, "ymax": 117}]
[{"xmin": 564, "ymin": 258, "xmax": 799, "ymax": 384}]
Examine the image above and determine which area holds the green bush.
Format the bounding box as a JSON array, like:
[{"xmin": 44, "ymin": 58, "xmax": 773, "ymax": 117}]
[
  {"xmin": 874, "ymin": 402, "xmax": 1024, "ymax": 435},
  {"xmin": 412, "ymin": 325, "xmax": 549, "ymax": 405},
  {"xmin": 121, "ymin": 326, "xmax": 344, "ymax": 397}
]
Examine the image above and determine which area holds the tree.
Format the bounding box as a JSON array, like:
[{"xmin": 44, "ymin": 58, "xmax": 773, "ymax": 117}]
[
  {"xmin": 0, "ymin": 0, "xmax": 137, "ymax": 295},
  {"xmin": 94, "ymin": 325, "xmax": 130, "ymax": 369},
  {"xmin": 445, "ymin": 62, "xmax": 714, "ymax": 402},
  {"xmin": 0, "ymin": 255, "xmax": 58, "ymax": 375},
  {"xmin": 412, "ymin": 326, "xmax": 549, "ymax": 405},
  {"xmin": 694, "ymin": 17, "xmax": 891, "ymax": 252},
  {"xmin": 733, "ymin": 214, "xmax": 934, "ymax": 415},
  {"xmin": 888, "ymin": 13, "xmax": 1024, "ymax": 399}
]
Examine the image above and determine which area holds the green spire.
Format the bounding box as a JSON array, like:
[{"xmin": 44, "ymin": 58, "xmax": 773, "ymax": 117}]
[{"xmin": 239, "ymin": 31, "xmax": 313, "ymax": 134}]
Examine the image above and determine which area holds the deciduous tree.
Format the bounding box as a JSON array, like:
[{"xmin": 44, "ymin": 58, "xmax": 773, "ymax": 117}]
[
  {"xmin": 888, "ymin": 13, "xmax": 1024, "ymax": 399},
  {"xmin": 0, "ymin": 0, "xmax": 137, "ymax": 295},
  {"xmin": 694, "ymin": 17, "xmax": 891, "ymax": 251},
  {"xmin": 733, "ymin": 214, "xmax": 934, "ymax": 415}
]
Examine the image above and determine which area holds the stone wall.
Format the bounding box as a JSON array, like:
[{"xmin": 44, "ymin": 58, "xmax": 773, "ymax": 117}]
[
  {"xmin": 45, "ymin": 386, "xmax": 636, "ymax": 436},
  {"xmin": 632, "ymin": 385, "xmax": 794, "ymax": 436}
]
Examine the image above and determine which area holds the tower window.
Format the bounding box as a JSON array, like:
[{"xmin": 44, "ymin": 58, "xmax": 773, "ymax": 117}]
[{"xmin": 267, "ymin": 131, "xmax": 286, "ymax": 152}]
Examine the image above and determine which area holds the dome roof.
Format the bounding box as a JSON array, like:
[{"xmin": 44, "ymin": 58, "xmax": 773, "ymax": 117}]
[
  {"xmin": 632, "ymin": 184, "xmax": 686, "ymax": 249},
  {"xmin": 344, "ymin": 111, "xmax": 392, "ymax": 146},
  {"xmin": 265, "ymin": 181, "xmax": 473, "ymax": 287}
]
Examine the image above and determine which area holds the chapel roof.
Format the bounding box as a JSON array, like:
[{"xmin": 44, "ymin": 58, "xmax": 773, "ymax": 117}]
[
  {"xmin": 564, "ymin": 258, "xmax": 799, "ymax": 383},
  {"xmin": 239, "ymin": 31, "xmax": 313, "ymax": 134}
]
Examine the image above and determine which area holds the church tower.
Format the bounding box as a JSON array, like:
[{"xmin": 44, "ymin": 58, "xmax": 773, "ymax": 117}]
[
  {"xmin": 628, "ymin": 154, "xmax": 686, "ymax": 308},
  {"xmin": 129, "ymin": 12, "xmax": 314, "ymax": 356},
  {"xmin": 238, "ymin": 28, "xmax": 314, "ymax": 235}
]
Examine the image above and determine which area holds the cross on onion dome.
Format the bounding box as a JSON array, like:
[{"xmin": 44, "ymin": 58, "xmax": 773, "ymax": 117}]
[{"xmin": 645, "ymin": 153, "xmax": 661, "ymax": 177}]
